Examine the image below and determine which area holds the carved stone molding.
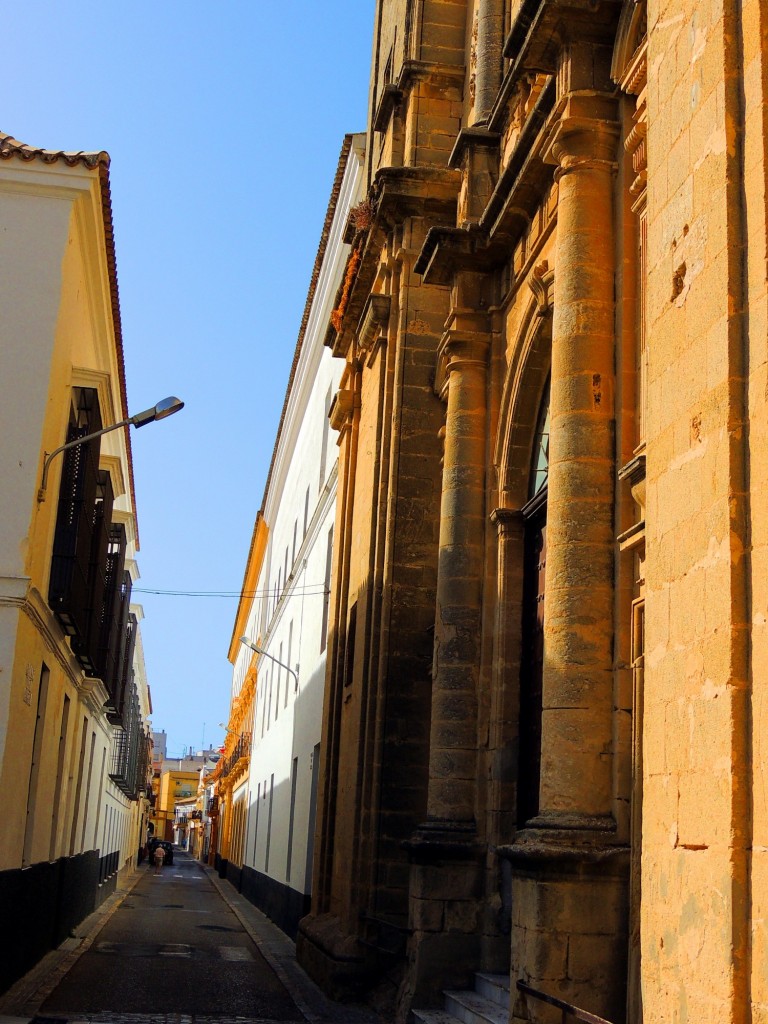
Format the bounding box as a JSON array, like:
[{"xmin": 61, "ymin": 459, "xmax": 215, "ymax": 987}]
[
  {"xmin": 490, "ymin": 507, "xmax": 523, "ymax": 535},
  {"xmin": 329, "ymin": 388, "xmax": 356, "ymax": 432},
  {"xmin": 357, "ymin": 292, "xmax": 391, "ymax": 352},
  {"xmin": 528, "ymin": 259, "xmax": 555, "ymax": 316}
]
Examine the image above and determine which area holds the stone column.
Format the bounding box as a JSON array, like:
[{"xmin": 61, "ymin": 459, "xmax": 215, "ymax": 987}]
[
  {"xmin": 405, "ymin": 297, "xmax": 490, "ymax": 1009},
  {"xmin": 427, "ymin": 331, "xmax": 489, "ymax": 825},
  {"xmin": 538, "ymin": 111, "xmax": 620, "ymax": 823},
  {"xmin": 474, "ymin": 0, "xmax": 505, "ymax": 125},
  {"xmin": 507, "ymin": 104, "xmax": 629, "ymax": 1024}
]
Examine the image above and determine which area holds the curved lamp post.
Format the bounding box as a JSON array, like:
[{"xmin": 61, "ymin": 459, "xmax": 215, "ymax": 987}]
[
  {"xmin": 239, "ymin": 635, "xmax": 299, "ymax": 691},
  {"xmin": 38, "ymin": 396, "xmax": 184, "ymax": 501}
]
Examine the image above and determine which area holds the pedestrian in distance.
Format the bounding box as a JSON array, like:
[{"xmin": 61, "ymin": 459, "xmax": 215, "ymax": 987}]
[{"xmin": 153, "ymin": 843, "xmax": 166, "ymax": 875}]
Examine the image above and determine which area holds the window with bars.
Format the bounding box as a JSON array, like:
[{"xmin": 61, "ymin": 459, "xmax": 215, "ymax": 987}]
[
  {"xmin": 49, "ymin": 388, "xmax": 103, "ymax": 645},
  {"xmin": 48, "ymin": 387, "xmax": 146, "ymax": 785}
]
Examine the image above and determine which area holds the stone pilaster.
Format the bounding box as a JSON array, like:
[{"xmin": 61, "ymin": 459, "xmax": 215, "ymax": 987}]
[
  {"xmin": 404, "ymin": 283, "xmax": 491, "ymax": 1009},
  {"xmin": 427, "ymin": 330, "xmax": 489, "ymax": 826},
  {"xmin": 487, "ymin": 507, "xmax": 524, "ymax": 848}
]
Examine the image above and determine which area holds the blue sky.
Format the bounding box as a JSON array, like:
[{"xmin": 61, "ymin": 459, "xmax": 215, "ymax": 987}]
[{"xmin": 6, "ymin": 2, "xmax": 375, "ymax": 756}]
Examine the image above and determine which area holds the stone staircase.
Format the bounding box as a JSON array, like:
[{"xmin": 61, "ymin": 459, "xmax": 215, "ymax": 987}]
[{"xmin": 412, "ymin": 972, "xmax": 511, "ymax": 1024}]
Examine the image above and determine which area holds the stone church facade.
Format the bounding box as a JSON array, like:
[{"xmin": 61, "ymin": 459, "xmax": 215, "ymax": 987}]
[{"xmin": 296, "ymin": 2, "xmax": 768, "ymax": 1022}]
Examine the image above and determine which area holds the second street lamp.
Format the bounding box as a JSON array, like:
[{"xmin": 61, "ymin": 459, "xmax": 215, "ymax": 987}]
[{"xmin": 239, "ymin": 636, "xmax": 299, "ymax": 692}]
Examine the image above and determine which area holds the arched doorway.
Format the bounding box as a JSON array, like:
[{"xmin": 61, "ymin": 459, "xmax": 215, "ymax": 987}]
[{"xmin": 517, "ymin": 379, "xmax": 549, "ymax": 827}]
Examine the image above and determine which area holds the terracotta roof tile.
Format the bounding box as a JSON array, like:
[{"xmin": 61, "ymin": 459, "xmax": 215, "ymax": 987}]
[{"xmin": 0, "ymin": 131, "xmax": 110, "ymax": 169}]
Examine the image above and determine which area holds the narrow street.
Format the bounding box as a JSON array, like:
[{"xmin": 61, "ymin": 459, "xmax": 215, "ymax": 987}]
[{"xmin": 0, "ymin": 853, "xmax": 374, "ymax": 1024}]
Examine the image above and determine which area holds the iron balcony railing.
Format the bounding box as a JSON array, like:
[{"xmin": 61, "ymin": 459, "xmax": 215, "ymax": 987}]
[{"xmin": 516, "ymin": 982, "xmax": 614, "ymax": 1024}]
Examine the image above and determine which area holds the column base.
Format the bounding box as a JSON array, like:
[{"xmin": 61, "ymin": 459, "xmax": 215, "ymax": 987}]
[
  {"xmin": 499, "ymin": 817, "xmax": 629, "ymax": 1024},
  {"xmin": 402, "ymin": 821, "xmax": 487, "ymax": 1014},
  {"xmin": 296, "ymin": 912, "xmax": 368, "ymax": 1001}
]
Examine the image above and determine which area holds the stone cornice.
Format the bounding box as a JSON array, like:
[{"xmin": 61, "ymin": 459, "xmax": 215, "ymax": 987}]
[
  {"xmin": 396, "ymin": 59, "xmax": 465, "ymax": 93},
  {"xmin": 328, "ymin": 166, "xmax": 460, "ymax": 358},
  {"xmin": 329, "ymin": 388, "xmax": 357, "ymax": 432},
  {"xmin": 483, "ymin": 76, "xmax": 556, "ymax": 238},
  {"xmin": 0, "ymin": 574, "xmax": 31, "ymax": 603},
  {"xmin": 448, "ymin": 126, "xmax": 501, "ymax": 170},
  {"xmin": 416, "ymin": 224, "xmax": 510, "ymax": 284},
  {"xmin": 415, "ymin": 80, "xmax": 556, "ymax": 286},
  {"xmin": 490, "ymin": 507, "xmax": 524, "ymax": 533},
  {"xmin": 372, "ymin": 84, "xmax": 403, "ymax": 134},
  {"xmin": 357, "ymin": 293, "xmax": 391, "ymax": 353}
]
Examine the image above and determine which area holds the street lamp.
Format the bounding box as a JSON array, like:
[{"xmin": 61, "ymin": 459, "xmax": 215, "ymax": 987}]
[
  {"xmin": 239, "ymin": 636, "xmax": 299, "ymax": 691},
  {"xmin": 218, "ymin": 723, "xmax": 247, "ymax": 740},
  {"xmin": 38, "ymin": 396, "xmax": 184, "ymax": 501}
]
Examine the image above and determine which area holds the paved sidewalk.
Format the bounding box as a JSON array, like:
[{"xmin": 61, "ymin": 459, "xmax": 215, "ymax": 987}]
[{"xmin": 0, "ymin": 857, "xmax": 380, "ymax": 1024}]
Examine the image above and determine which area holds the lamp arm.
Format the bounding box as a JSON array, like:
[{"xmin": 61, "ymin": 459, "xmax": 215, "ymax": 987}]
[
  {"xmin": 242, "ymin": 640, "xmax": 299, "ymax": 689},
  {"xmin": 38, "ymin": 417, "xmax": 131, "ymax": 501}
]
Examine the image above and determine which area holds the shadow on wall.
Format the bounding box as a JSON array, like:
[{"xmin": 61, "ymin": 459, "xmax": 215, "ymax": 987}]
[{"xmin": 0, "ymin": 848, "xmax": 119, "ymax": 994}]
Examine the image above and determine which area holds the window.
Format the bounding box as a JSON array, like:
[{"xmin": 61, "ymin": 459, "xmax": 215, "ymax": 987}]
[
  {"xmin": 286, "ymin": 757, "xmax": 298, "ymax": 882},
  {"xmin": 286, "ymin": 621, "xmax": 293, "ymax": 707},
  {"xmin": 319, "ymin": 384, "xmax": 333, "ymax": 492},
  {"xmin": 275, "ymin": 643, "xmax": 282, "ymax": 720},
  {"xmin": 303, "ymin": 486, "xmax": 310, "ymax": 538},
  {"xmin": 49, "ymin": 388, "xmax": 103, "ymax": 651},
  {"xmin": 518, "ymin": 380, "xmax": 551, "ymax": 826},
  {"xmin": 530, "ymin": 378, "xmax": 550, "ymax": 498},
  {"xmin": 23, "ymin": 664, "xmax": 50, "ymax": 867},
  {"xmin": 265, "ymin": 774, "xmax": 275, "ymax": 872},
  {"xmin": 320, "ymin": 526, "xmax": 333, "ymax": 653}
]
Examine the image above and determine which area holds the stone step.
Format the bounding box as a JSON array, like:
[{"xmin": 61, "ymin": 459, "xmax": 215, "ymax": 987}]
[
  {"xmin": 412, "ymin": 1011, "xmax": 464, "ymax": 1024},
  {"xmin": 474, "ymin": 973, "xmax": 511, "ymax": 1009},
  {"xmin": 444, "ymin": 989, "xmax": 509, "ymax": 1024}
]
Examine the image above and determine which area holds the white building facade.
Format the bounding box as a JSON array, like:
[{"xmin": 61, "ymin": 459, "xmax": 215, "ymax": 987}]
[{"xmin": 220, "ymin": 135, "xmax": 365, "ymax": 938}]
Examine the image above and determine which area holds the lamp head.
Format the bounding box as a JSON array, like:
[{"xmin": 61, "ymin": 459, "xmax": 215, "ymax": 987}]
[{"xmin": 131, "ymin": 396, "xmax": 184, "ymax": 429}]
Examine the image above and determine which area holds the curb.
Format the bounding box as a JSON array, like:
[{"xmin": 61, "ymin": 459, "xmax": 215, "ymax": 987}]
[{"xmin": 200, "ymin": 864, "xmax": 380, "ymax": 1024}]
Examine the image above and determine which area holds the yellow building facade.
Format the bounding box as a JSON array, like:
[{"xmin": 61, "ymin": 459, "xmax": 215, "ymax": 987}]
[
  {"xmin": 0, "ymin": 133, "xmax": 152, "ymax": 993},
  {"xmin": 213, "ymin": 514, "xmax": 267, "ymax": 879}
]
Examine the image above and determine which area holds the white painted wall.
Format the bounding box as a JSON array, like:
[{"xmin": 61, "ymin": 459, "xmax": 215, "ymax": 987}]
[{"xmin": 234, "ymin": 136, "xmax": 365, "ymax": 903}]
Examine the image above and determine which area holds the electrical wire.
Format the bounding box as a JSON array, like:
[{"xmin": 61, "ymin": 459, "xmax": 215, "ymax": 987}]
[{"xmin": 133, "ymin": 584, "xmax": 329, "ymax": 598}]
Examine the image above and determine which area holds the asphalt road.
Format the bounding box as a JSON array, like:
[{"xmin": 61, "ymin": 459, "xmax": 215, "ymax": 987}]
[{"xmin": 38, "ymin": 851, "xmax": 304, "ymax": 1023}]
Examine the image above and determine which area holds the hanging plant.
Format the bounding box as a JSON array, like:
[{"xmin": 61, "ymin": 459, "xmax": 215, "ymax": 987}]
[
  {"xmin": 350, "ymin": 198, "xmax": 373, "ymax": 233},
  {"xmin": 331, "ymin": 246, "xmax": 362, "ymax": 333}
]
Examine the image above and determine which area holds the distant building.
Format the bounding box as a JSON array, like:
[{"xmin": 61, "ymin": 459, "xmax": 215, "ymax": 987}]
[
  {"xmin": 148, "ymin": 748, "xmax": 220, "ymax": 841},
  {"xmin": 151, "ymin": 729, "xmax": 167, "ymax": 763},
  {"xmin": 0, "ymin": 132, "xmax": 152, "ymax": 994}
]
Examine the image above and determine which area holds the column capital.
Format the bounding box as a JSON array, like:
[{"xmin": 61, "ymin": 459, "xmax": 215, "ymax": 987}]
[
  {"xmin": 435, "ymin": 329, "xmax": 490, "ymax": 400},
  {"xmin": 544, "ymin": 114, "xmax": 620, "ymax": 179},
  {"xmin": 490, "ymin": 507, "xmax": 523, "ymax": 534}
]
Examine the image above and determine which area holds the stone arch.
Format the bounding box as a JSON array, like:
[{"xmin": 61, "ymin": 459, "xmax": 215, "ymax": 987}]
[
  {"xmin": 611, "ymin": 0, "xmax": 648, "ymax": 89},
  {"xmin": 494, "ymin": 294, "xmax": 553, "ymax": 509}
]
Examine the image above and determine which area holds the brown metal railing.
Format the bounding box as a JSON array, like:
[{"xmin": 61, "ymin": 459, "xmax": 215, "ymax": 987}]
[{"xmin": 516, "ymin": 982, "xmax": 614, "ymax": 1024}]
